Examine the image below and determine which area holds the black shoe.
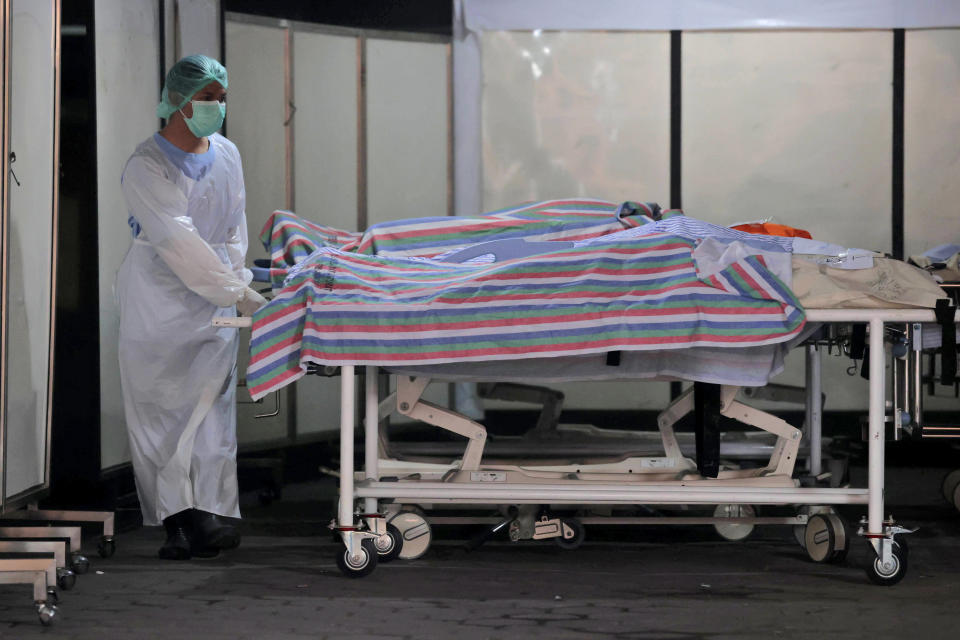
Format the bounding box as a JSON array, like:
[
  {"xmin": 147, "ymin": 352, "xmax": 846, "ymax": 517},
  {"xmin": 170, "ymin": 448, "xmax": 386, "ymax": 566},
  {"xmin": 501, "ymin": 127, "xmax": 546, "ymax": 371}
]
[
  {"xmin": 158, "ymin": 512, "xmax": 192, "ymax": 560},
  {"xmin": 189, "ymin": 538, "xmax": 220, "ymax": 559},
  {"xmin": 192, "ymin": 510, "xmax": 241, "ymax": 551}
]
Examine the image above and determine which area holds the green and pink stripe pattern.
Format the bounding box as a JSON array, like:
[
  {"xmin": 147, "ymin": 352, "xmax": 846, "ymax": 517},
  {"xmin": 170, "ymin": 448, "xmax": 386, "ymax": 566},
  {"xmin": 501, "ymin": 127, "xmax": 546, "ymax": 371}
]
[
  {"xmin": 246, "ymin": 228, "xmax": 805, "ymax": 400},
  {"xmin": 258, "ymin": 198, "xmax": 655, "ymax": 288}
]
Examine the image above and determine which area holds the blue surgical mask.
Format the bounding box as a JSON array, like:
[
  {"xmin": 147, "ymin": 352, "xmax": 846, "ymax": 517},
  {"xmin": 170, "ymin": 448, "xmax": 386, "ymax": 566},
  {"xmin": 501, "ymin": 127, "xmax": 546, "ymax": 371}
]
[{"xmin": 179, "ymin": 100, "xmax": 225, "ymax": 138}]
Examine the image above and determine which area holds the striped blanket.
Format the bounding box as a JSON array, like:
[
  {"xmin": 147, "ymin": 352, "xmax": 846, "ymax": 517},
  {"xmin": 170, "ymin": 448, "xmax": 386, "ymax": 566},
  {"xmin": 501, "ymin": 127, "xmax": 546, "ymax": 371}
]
[
  {"xmin": 247, "ymin": 227, "xmax": 805, "ymax": 400},
  {"xmin": 259, "ymin": 198, "xmax": 657, "ymax": 288}
]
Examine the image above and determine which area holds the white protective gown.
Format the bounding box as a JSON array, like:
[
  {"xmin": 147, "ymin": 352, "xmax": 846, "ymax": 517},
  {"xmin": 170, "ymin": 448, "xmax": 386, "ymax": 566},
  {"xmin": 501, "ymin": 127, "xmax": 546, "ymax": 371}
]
[{"xmin": 117, "ymin": 132, "xmax": 251, "ymax": 526}]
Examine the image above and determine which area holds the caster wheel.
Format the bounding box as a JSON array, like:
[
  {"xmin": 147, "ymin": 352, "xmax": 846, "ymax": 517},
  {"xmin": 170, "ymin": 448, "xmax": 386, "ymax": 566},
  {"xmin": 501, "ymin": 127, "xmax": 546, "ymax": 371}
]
[
  {"xmin": 867, "ymin": 540, "xmax": 908, "ymax": 586},
  {"xmin": 713, "ymin": 504, "xmax": 756, "ymax": 542},
  {"xmin": 794, "ymin": 524, "xmax": 806, "ymax": 549},
  {"xmin": 373, "ymin": 523, "xmax": 403, "ymax": 563},
  {"xmin": 46, "ymin": 587, "xmax": 59, "ymax": 606},
  {"xmin": 795, "ymin": 507, "xmax": 838, "ymax": 549},
  {"xmin": 57, "ymin": 568, "xmax": 76, "ymax": 591},
  {"xmin": 554, "ymin": 518, "xmax": 585, "ymax": 550},
  {"xmin": 941, "ymin": 469, "xmax": 960, "ymax": 503},
  {"xmin": 388, "ymin": 510, "xmax": 432, "ymax": 560},
  {"xmin": 336, "ymin": 538, "xmax": 378, "ymax": 578},
  {"xmin": 794, "ymin": 506, "xmax": 812, "ymax": 549},
  {"xmin": 804, "ymin": 513, "xmax": 848, "ymax": 563},
  {"xmin": 37, "ymin": 603, "xmax": 57, "ymax": 626},
  {"xmin": 72, "ymin": 554, "xmax": 90, "ymax": 575},
  {"xmin": 98, "ymin": 536, "xmax": 116, "ymax": 559}
]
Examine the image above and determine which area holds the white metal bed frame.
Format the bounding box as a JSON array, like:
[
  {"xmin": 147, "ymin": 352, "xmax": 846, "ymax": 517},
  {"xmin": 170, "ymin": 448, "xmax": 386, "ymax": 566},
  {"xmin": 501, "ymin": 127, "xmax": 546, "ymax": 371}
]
[{"xmin": 324, "ymin": 308, "xmax": 959, "ymax": 583}]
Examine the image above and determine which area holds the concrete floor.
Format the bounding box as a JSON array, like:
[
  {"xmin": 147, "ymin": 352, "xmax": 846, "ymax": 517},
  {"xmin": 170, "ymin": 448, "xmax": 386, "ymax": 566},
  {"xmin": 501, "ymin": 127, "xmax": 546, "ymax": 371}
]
[{"xmin": 2, "ymin": 465, "xmax": 959, "ymax": 639}]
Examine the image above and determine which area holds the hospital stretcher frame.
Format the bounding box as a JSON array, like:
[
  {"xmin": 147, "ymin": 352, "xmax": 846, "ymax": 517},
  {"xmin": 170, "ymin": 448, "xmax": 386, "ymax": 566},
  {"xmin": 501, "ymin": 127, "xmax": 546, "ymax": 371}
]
[
  {"xmin": 222, "ymin": 306, "xmax": 958, "ymax": 584},
  {"xmin": 331, "ymin": 308, "xmax": 958, "ymax": 584}
]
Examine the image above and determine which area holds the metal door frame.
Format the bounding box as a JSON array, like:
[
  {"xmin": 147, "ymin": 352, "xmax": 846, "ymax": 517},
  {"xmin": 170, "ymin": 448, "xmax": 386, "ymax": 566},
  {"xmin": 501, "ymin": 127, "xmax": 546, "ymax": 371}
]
[{"xmin": 1, "ymin": 0, "xmax": 61, "ymax": 512}]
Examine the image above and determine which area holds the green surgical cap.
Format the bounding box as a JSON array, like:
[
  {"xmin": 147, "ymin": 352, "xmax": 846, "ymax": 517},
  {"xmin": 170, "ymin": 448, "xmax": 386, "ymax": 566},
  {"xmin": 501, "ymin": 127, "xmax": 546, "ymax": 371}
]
[{"xmin": 156, "ymin": 54, "xmax": 228, "ymax": 119}]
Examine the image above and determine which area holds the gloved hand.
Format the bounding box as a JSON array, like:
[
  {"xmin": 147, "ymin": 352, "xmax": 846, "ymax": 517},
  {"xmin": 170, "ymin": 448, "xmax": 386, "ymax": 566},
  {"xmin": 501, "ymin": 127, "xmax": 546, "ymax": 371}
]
[{"xmin": 237, "ymin": 286, "xmax": 268, "ymax": 317}]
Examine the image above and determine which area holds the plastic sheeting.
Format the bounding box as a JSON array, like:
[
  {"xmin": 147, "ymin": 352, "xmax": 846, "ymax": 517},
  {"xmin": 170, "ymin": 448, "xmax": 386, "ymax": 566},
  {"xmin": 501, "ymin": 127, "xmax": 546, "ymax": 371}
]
[
  {"xmin": 459, "ymin": 0, "xmax": 960, "ymax": 33},
  {"xmin": 481, "ymin": 31, "xmax": 669, "ymax": 211},
  {"xmin": 3, "ymin": 0, "xmax": 57, "ymax": 500},
  {"xmin": 95, "ymin": 0, "xmax": 162, "ymax": 470}
]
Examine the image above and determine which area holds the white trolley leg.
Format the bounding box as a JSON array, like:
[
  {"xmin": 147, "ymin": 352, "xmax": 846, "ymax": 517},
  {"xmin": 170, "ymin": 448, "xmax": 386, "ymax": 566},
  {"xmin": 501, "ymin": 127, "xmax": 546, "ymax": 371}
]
[
  {"xmin": 334, "ymin": 365, "xmax": 378, "ymax": 577},
  {"xmin": 362, "ymin": 367, "xmax": 395, "ymax": 557},
  {"xmin": 338, "ymin": 365, "xmax": 358, "ymax": 547},
  {"xmin": 858, "ymin": 317, "xmax": 913, "ymax": 585},
  {"xmin": 867, "ymin": 318, "xmax": 885, "ymax": 551},
  {"xmin": 364, "ymin": 367, "xmax": 380, "ymax": 516}
]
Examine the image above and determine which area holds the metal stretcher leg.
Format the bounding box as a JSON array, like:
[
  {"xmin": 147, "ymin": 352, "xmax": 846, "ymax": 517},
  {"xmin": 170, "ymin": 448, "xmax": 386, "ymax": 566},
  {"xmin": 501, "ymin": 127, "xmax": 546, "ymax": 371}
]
[
  {"xmin": 477, "ymin": 382, "xmax": 564, "ymax": 438},
  {"xmin": 868, "ymin": 319, "xmax": 885, "ymax": 543},
  {"xmin": 0, "ymin": 557, "xmax": 58, "ymax": 624},
  {"xmin": 0, "ymin": 540, "xmax": 74, "ymax": 590},
  {"xmin": 804, "ymin": 345, "xmax": 823, "ymax": 477},
  {"xmin": 0, "ymin": 509, "xmax": 116, "ymax": 559},
  {"xmin": 657, "ymin": 385, "xmax": 801, "ymax": 479},
  {"xmin": 334, "ymin": 366, "xmax": 381, "ymax": 577},
  {"xmin": 360, "ymin": 368, "xmax": 402, "ymax": 563},
  {"xmin": 0, "ymin": 526, "xmax": 88, "ymax": 574},
  {"xmin": 858, "ymin": 317, "xmax": 911, "ymax": 585},
  {"xmin": 694, "ymin": 383, "xmax": 722, "ymax": 478},
  {"xmin": 395, "ymin": 376, "xmax": 488, "ymax": 471}
]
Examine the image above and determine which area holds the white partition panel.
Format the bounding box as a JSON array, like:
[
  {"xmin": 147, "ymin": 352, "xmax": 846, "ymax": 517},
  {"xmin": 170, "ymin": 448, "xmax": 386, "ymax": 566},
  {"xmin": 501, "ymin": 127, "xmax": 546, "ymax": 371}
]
[
  {"xmin": 905, "ymin": 29, "xmax": 960, "ymax": 258},
  {"xmin": 682, "ymin": 31, "xmax": 892, "ymax": 411},
  {"xmin": 683, "ymin": 31, "xmax": 892, "ymax": 252},
  {"xmin": 290, "ymin": 30, "xmax": 360, "ymax": 437},
  {"xmin": 367, "ymin": 38, "xmax": 449, "ymax": 224},
  {"xmin": 224, "ymin": 19, "xmax": 290, "ymax": 444},
  {"xmin": 224, "ymin": 20, "xmax": 286, "ymax": 261},
  {"xmin": 2, "ymin": 0, "xmax": 58, "ymax": 501},
  {"xmin": 95, "ymin": 0, "xmax": 160, "ymax": 469},
  {"xmin": 905, "ymin": 29, "xmax": 960, "ymax": 411},
  {"xmin": 481, "ymin": 31, "xmax": 670, "ymax": 210},
  {"xmin": 177, "ymin": 0, "xmax": 219, "ymax": 60},
  {"xmin": 292, "ymin": 30, "xmax": 358, "ymax": 230},
  {"xmin": 479, "ymin": 30, "xmax": 672, "ymax": 412}
]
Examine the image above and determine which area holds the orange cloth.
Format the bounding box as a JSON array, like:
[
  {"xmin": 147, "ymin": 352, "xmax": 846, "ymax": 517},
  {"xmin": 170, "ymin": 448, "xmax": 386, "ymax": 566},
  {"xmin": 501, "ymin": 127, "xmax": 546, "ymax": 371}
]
[{"xmin": 731, "ymin": 222, "xmax": 812, "ymax": 239}]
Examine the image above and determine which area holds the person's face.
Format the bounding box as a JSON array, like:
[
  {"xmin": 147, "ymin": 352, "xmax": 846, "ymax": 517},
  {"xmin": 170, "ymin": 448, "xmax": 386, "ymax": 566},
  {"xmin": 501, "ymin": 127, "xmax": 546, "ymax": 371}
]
[{"xmin": 181, "ymin": 81, "xmax": 226, "ymax": 118}]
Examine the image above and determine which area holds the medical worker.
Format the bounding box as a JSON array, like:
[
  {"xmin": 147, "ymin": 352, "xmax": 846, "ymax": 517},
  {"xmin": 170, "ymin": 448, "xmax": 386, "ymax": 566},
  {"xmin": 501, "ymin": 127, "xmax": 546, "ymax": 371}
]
[{"xmin": 117, "ymin": 55, "xmax": 266, "ymax": 560}]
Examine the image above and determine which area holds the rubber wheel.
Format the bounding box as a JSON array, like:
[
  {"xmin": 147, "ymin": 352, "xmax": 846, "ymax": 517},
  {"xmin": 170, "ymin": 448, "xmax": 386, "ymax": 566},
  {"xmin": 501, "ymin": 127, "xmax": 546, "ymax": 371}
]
[
  {"xmin": 336, "ymin": 538, "xmax": 378, "ymax": 578},
  {"xmin": 713, "ymin": 504, "xmax": 756, "ymax": 542},
  {"xmin": 57, "ymin": 570, "xmax": 76, "ymax": 591},
  {"xmin": 825, "ymin": 513, "xmax": 848, "ymax": 564},
  {"xmin": 804, "ymin": 513, "xmax": 847, "ymax": 563},
  {"xmin": 866, "ymin": 540, "xmax": 908, "ymax": 586},
  {"xmin": 794, "ymin": 524, "xmax": 807, "ymax": 550},
  {"xmin": 98, "ymin": 537, "xmax": 116, "ymax": 559},
  {"xmin": 37, "ymin": 604, "xmax": 56, "ymax": 626},
  {"xmin": 554, "ymin": 518, "xmax": 585, "ymax": 550},
  {"xmin": 374, "ymin": 524, "xmax": 404, "ymax": 563},
  {"xmin": 72, "ymin": 554, "xmax": 90, "ymax": 575},
  {"xmin": 941, "ymin": 469, "xmax": 960, "ymax": 503},
  {"xmin": 389, "ymin": 510, "xmax": 432, "ymax": 560}
]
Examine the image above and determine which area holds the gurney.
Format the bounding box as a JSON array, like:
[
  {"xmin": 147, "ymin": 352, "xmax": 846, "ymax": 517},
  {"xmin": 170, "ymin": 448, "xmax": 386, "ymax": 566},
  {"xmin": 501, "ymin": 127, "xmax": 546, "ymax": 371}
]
[{"xmin": 223, "ymin": 199, "xmax": 958, "ymax": 584}]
